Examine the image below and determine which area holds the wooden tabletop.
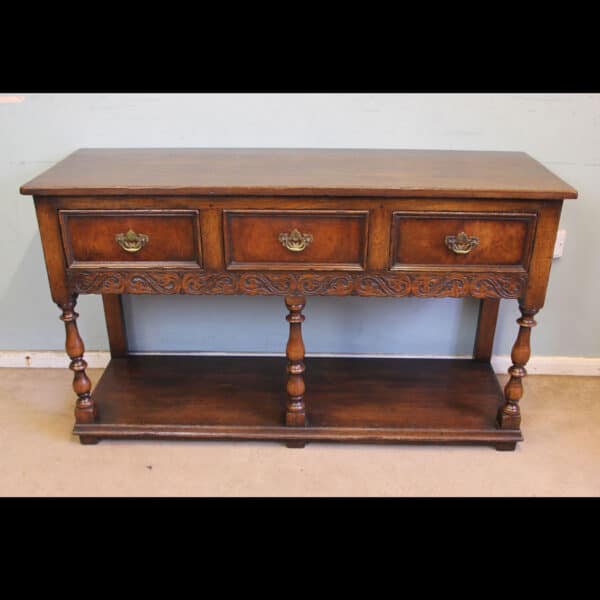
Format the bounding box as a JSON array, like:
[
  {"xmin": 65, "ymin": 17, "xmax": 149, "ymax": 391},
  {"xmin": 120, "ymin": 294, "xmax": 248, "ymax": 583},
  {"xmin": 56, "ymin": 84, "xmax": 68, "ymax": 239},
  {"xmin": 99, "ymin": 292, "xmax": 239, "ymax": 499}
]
[{"xmin": 20, "ymin": 148, "xmax": 578, "ymax": 199}]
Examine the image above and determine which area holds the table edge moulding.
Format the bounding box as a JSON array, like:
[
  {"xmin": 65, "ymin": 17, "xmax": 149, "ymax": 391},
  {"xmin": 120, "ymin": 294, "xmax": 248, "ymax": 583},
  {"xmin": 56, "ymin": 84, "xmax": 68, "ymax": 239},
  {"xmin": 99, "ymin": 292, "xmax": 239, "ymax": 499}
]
[{"xmin": 21, "ymin": 148, "xmax": 578, "ymax": 450}]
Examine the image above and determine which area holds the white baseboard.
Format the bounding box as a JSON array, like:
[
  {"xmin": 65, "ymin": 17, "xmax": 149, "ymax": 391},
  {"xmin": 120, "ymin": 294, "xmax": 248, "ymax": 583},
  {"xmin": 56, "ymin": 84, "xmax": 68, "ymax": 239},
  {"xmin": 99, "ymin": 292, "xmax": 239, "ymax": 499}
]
[
  {"xmin": 490, "ymin": 355, "xmax": 600, "ymax": 376},
  {"xmin": 0, "ymin": 351, "xmax": 111, "ymax": 369},
  {"xmin": 0, "ymin": 350, "xmax": 599, "ymax": 376}
]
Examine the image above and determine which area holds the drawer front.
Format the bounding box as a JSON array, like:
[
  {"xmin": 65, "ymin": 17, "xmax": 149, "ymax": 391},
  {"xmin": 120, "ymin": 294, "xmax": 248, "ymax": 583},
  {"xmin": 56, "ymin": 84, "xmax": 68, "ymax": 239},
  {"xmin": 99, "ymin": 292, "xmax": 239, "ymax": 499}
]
[
  {"xmin": 390, "ymin": 211, "xmax": 537, "ymax": 271},
  {"xmin": 224, "ymin": 210, "xmax": 369, "ymax": 270},
  {"xmin": 59, "ymin": 209, "xmax": 202, "ymax": 267}
]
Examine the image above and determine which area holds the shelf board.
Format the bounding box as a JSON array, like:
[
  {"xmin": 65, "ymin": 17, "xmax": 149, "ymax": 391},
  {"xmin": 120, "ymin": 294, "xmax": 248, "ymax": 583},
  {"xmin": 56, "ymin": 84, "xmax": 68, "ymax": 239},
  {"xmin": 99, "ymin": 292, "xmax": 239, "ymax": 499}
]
[{"xmin": 74, "ymin": 356, "xmax": 521, "ymax": 446}]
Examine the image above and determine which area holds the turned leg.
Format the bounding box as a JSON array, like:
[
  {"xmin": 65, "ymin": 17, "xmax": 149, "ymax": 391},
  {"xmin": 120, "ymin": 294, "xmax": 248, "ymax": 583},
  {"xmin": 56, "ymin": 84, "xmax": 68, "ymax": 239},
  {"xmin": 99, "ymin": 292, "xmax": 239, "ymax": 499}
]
[
  {"xmin": 284, "ymin": 296, "xmax": 307, "ymax": 447},
  {"xmin": 59, "ymin": 295, "xmax": 98, "ymax": 440},
  {"xmin": 497, "ymin": 304, "xmax": 538, "ymax": 431}
]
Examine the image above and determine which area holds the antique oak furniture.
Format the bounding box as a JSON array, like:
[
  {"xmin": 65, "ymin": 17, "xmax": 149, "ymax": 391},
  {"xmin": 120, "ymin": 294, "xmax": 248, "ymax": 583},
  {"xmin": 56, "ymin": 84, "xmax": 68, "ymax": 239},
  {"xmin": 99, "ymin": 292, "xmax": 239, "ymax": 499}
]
[{"xmin": 21, "ymin": 149, "xmax": 577, "ymax": 450}]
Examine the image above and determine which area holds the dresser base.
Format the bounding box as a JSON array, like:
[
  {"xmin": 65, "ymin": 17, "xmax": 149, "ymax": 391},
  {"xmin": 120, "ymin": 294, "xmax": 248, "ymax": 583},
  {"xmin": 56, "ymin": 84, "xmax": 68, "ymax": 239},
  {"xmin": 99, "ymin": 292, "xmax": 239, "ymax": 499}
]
[{"xmin": 74, "ymin": 356, "xmax": 522, "ymax": 449}]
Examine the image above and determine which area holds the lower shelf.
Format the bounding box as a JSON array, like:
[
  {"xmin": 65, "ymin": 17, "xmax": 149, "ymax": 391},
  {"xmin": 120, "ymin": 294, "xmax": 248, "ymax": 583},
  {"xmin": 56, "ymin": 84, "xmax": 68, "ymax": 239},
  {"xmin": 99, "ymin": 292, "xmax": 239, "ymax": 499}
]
[{"xmin": 74, "ymin": 356, "xmax": 522, "ymax": 447}]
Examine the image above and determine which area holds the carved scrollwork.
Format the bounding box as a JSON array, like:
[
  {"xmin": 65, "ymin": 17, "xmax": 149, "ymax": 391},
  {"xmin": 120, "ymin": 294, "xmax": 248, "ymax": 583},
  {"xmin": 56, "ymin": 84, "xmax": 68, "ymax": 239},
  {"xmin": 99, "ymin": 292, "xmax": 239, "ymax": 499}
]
[
  {"xmin": 239, "ymin": 273, "xmax": 296, "ymax": 295},
  {"xmin": 128, "ymin": 273, "xmax": 182, "ymax": 294},
  {"xmin": 470, "ymin": 274, "xmax": 527, "ymax": 299},
  {"xmin": 69, "ymin": 270, "xmax": 527, "ymax": 299},
  {"xmin": 72, "ymin": 272, "xmax": 126, "ymax": 294},
  {"xmin": 411, "ymin": 274, "xmax": 470, "ymax": 297},
  {"xmin": 297, "ymin": 273, "xmax": 354, "ymax": 295},
  {"xmin": 355, "ymin": 274, "xmax": 412, "ymax": 297},
  {"xmin": 181, "ymin": 273, "xmax": 238, "ymax": 295}
]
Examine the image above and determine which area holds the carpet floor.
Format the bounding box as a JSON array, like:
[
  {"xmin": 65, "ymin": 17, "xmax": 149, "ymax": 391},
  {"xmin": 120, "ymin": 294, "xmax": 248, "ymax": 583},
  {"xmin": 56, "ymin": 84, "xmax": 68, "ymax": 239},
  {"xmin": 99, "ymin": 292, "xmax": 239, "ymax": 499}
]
[{"xmin": 1, "ymin": 368, "xmax": 599, "ymax": 496}]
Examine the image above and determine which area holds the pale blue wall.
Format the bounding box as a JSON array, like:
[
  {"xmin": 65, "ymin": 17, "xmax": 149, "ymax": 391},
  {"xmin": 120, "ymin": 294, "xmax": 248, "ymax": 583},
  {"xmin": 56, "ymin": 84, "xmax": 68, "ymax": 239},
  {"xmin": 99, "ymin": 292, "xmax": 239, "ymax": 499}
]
[{"xmin": 2, "ymin": 94, "xmax": 598, "ymax": 357}]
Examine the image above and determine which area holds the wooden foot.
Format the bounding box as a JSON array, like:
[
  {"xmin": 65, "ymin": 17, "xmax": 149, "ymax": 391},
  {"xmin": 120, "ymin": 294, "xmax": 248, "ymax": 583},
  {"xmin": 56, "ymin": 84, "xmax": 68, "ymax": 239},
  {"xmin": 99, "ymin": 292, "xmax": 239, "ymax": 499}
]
[
  {"xmin": 79, "ymin": 435, "xmax": 100, "ymax": 445},
  {"xmin": 495, "ymin": 442, "xmax": 517, "ymax": 452},
  {"xmin": 285, "ymin": 295, "xmax": 306, "ymax": 427},
  {"xmin": 60, "ymin": 295, "xmax": 97, "ymax": 425},
  {"xmin": 286, "ymin": 440, "xmax": 306, "ymax": 449},
  {"xmin": 497, "ymin": 305, "xmax": 538, "ymax": 430}
]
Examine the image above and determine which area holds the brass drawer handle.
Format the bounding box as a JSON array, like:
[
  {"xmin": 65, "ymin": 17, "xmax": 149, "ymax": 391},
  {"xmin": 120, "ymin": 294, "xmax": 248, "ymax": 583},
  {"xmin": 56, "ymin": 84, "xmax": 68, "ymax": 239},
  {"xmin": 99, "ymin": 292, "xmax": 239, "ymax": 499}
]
[
  {"xmin": 445, "ymin": 231, "xmax": 479, "ymax": 255},
  {"xmin": 115, "ymin": 229, "xmax": 149, "ymax": 253},
  {"xmin": 279, "ymin": 228, "xmax": 313, "ymax": 252}
]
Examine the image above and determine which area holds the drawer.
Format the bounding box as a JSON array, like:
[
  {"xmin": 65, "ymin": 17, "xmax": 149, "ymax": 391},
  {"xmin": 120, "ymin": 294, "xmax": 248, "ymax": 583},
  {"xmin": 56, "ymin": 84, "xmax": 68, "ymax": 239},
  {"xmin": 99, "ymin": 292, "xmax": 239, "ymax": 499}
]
[
  {"xmin": 59, "ymin": 209, "xmax": 202, "ymax": 268},
  {"xmin": 390, "ymin": 211, "xmax": 537, "ymax": 271},
  {"xmin": 223, "ymin": 210, "xmax": 369, "ymax": 270}
]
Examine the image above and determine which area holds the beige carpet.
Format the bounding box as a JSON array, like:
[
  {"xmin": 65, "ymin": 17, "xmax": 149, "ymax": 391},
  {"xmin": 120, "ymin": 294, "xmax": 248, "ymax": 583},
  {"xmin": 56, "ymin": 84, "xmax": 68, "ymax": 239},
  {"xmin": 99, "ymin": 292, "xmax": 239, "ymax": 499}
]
[{"xmin": 1, "ymin": 367, "xmax": 599, "ymax": 496}]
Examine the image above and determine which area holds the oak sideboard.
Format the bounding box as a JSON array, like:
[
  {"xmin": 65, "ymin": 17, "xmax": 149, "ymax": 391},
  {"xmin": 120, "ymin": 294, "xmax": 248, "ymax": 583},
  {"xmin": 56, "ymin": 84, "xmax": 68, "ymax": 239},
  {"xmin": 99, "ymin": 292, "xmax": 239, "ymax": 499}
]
[{"xmin": 21, "ymin": 148, "xmax": 577, "ymax": 450}]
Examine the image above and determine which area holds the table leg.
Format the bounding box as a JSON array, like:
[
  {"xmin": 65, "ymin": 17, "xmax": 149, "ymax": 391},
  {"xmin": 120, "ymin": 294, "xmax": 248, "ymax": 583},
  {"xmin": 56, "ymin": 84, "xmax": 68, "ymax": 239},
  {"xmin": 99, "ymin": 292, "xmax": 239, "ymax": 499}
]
[
  {"xmin": 285, "ymin": 295, "xmax": 307, "ymax": 447},
  {"xmin": 59, "ymin": 294, "xmax": 98, "ymax": 443},
  {"xmin": 473, "ymin": 298, "xmax": 500, "ymax": 362},
  {"xmin": 102, "ymin": 294, "xmax": 128, "ymax": 358},
  {"xmin": 497, "ymin": 303, "xmax": 538, "ymax": 442}
]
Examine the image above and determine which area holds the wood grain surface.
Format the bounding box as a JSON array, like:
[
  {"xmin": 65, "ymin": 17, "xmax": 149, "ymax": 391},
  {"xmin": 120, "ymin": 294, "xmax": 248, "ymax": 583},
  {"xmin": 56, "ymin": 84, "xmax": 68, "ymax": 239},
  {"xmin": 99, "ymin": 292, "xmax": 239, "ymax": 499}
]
[
  {"xmin": 20, "ymin": 148, "xmax": 577, "ymax": 199},
  {"xmin": 224, "ymin": 209, "xmax": 368, "ymax": 270},
  {"xmin": 390, "ymin": 211, "xmax": 536, "ymax": 270},
  {"xmin": 73, "ymin": 356, "xmax": 521, "ymax": 446}
]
